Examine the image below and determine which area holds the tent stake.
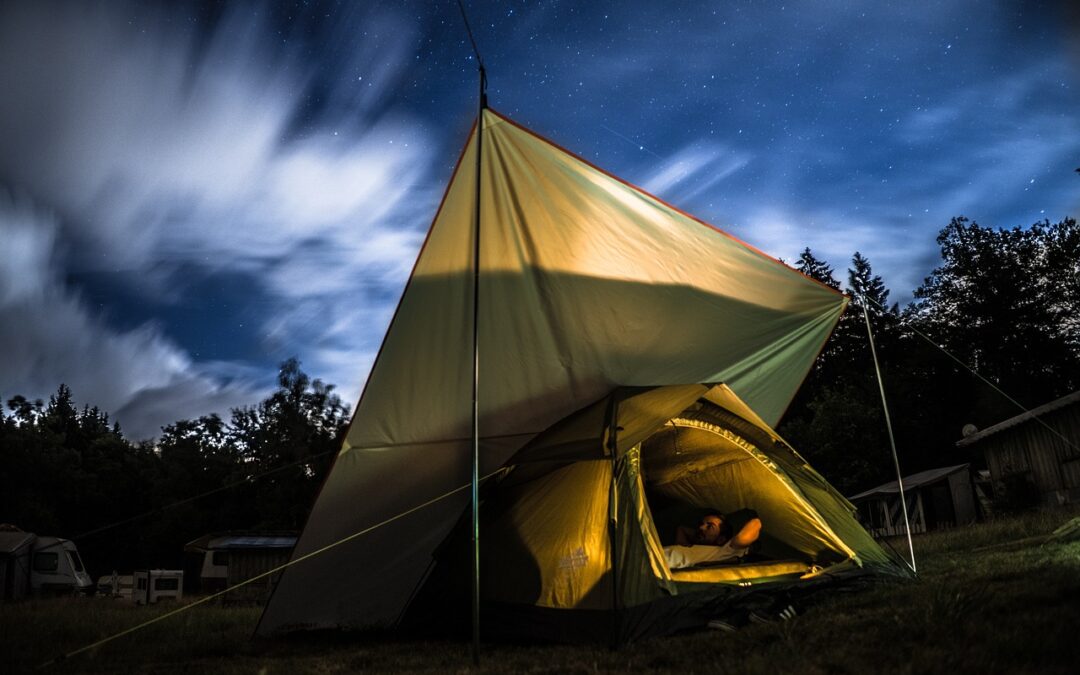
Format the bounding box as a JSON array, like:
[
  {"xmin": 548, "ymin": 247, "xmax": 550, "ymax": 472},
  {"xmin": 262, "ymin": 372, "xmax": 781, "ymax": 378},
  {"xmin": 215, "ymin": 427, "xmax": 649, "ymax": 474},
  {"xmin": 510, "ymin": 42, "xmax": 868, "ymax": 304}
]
[{"xmin": 858, "ymin": 293, "xmax": 917, "ymax": 574}]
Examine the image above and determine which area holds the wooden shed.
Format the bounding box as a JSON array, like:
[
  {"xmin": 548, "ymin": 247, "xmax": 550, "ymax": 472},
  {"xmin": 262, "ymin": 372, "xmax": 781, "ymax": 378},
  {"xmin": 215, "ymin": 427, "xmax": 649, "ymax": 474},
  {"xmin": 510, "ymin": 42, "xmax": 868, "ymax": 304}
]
[
  {"xmin": 849, "ymin": 464, "xmax": 978, "ymax": 537},
  {"xmin": 956, "ymin": 390, "xmax": 1080, "ymax": 506},
  {"xmin": 184, "ymin": 532, "xmax": 296, "ymax": 602}
]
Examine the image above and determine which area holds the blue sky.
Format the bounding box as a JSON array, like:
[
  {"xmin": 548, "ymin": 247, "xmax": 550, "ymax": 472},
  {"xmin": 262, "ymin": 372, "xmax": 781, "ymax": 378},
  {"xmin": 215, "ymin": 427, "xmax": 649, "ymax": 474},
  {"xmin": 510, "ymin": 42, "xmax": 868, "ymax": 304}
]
[{"xmin": 1, "ymin": 1, "xmax": 1077, "ymax": 439}]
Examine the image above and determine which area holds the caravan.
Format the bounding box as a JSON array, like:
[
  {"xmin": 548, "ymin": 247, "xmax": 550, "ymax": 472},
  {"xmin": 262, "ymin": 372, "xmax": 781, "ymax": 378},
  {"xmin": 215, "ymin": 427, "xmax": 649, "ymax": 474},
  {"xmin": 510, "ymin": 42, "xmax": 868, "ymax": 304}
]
[{"xmin": 30, "ymin": 536, "xmax": 93, "ymax": 596}]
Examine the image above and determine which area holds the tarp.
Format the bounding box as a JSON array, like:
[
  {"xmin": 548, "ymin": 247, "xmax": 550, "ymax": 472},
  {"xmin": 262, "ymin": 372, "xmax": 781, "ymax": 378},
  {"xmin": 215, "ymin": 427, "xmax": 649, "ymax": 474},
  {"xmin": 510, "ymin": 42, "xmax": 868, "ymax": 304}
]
[{"xmin": 257, "ymin": 109, "xmax": 846, "ymax": 635}]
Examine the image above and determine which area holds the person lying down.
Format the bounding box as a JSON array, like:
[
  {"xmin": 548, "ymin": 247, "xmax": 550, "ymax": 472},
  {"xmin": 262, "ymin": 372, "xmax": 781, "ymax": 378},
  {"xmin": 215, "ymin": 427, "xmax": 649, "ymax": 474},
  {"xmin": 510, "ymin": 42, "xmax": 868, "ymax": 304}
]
[{"xmin": 664, "ymin": 511, "xmax": 762, "ymax": 569}]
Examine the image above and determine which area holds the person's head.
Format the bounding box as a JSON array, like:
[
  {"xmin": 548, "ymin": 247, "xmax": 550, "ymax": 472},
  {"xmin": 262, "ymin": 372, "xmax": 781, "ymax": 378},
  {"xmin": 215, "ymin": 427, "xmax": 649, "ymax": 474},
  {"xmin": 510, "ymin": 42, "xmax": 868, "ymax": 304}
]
[{"xmin": 696, "ymin": 512, "xmax": 730, "ymax": 545}]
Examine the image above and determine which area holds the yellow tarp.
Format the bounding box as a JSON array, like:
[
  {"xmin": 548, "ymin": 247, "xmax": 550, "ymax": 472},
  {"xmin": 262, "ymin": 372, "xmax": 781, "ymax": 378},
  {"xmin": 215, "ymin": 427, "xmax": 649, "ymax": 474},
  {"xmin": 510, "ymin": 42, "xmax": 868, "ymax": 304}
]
[{"xmin": 258, "ymin": 110, "xmax": 846, "ymax": 634}]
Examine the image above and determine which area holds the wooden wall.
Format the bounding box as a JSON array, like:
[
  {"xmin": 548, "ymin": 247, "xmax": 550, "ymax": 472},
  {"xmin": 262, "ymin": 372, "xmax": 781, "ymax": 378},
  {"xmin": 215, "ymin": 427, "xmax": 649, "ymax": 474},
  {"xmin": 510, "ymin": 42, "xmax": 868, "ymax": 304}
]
[
  {"xmin": 225, "ymin": 548, "xmax": 293, "ymax": 604},
  {"xmin": 982, "ymin": 402, "xmax": 1080, "ymax": 505}
]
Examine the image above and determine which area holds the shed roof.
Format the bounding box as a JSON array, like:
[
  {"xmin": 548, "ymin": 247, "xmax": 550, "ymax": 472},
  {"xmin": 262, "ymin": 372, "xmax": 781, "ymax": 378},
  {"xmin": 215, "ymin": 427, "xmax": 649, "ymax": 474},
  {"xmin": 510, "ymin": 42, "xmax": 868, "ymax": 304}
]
[
  {"xmin": 185, "ymin": 532, "xmax": 297, "ymax": 552},
  {"xmin": 849, "ymin": 464, "xmax": 970, "ymax": 501},
  {"xmin": 956, "ymin": 390, "xmax": 1080, "ymax": 448}
]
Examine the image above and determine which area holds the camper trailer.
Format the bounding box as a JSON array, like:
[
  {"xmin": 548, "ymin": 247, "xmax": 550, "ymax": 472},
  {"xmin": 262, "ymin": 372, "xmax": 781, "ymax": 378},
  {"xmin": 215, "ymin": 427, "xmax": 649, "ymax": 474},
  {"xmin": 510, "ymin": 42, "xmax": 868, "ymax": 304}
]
[
  {"xmin": 132, "ymin": 570, "xmax": 183, "ymax": 604},
  {"xmin": 97, "ymin": 572, "xmax": 135, "ymax": 600},
  {"xmin": 30, "ymin": 536, "xmax": 93, "ymax": 596}
]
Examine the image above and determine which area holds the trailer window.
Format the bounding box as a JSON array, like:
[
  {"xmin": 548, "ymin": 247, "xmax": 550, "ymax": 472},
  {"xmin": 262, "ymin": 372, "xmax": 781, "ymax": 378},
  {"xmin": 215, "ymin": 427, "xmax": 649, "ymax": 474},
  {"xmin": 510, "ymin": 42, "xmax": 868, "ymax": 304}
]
[
  {"xmin": 68, "ymin": 550, "xmax": 84, "ymax": 572},
  {"xmin": 155, "ymin": 577, "xmax": 180, "ymax": 591},
  {"xmin": 34, "ymin": 552, "xmax": 59, "ymax": 572}
]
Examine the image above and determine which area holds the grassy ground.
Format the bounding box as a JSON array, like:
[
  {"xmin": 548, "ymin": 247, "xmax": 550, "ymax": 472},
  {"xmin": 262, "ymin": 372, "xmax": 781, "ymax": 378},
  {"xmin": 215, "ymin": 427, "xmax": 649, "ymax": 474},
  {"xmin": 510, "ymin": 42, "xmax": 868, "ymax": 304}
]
[{"xmin": 4, "ymin": 507, "xmax": 1079, "ymax": 674}]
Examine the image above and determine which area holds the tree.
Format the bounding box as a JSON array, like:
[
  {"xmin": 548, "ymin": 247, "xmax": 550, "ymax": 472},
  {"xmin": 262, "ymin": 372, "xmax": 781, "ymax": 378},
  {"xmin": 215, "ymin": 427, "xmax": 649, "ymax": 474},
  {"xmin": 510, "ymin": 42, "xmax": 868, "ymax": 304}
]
[
  {"xmin": 908, "ymin": 217, "xmax": 1079, "ymax": 417},
  {"xmin": 795, "ymin": 247, "xmax": 841, "ymax": 290},
  {"xmin": 0, "ymin": 360, "xmax": 351, "ymax": 575},
  {"xmin": 780, "ymin": 251, "xmax": 901, "ymax": 493},
  {"xmin": 1042, "ymin": 217, "xmax": 1080, "ymax": 356},
  {"xmin": 226, "ymin": 359, "xmax": 349, "ymax": 529}
]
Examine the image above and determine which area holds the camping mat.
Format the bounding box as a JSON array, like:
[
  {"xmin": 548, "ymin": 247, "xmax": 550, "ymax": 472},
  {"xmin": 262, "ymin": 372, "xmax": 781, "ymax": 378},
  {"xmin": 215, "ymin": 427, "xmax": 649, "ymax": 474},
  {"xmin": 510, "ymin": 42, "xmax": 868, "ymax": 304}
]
[{"xmin": 670, "ymin": 559, "xmax": 811, "ymax": 584}]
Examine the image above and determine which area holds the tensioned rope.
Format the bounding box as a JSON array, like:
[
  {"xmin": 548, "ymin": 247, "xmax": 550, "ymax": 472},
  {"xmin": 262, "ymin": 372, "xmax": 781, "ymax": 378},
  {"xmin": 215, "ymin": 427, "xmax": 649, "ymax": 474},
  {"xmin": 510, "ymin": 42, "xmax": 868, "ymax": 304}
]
[
  {"xmin": 30, "ymin": 446, "xmax": 340, "ymax": 556},
  {"xmin": 859, "ymin": 293, "xmax": 1080, "ymax": 455},
  {"xmin": 37, "ymin": 469, "xmax": 504, "ymax": 670}
]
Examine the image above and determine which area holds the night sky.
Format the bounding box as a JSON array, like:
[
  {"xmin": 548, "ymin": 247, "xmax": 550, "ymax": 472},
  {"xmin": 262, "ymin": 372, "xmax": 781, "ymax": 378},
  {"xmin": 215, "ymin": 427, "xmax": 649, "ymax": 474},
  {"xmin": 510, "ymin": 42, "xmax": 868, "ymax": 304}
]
[{"xmin": 1, "ymin": 1, "xmax": 1077, "ymax": 439}]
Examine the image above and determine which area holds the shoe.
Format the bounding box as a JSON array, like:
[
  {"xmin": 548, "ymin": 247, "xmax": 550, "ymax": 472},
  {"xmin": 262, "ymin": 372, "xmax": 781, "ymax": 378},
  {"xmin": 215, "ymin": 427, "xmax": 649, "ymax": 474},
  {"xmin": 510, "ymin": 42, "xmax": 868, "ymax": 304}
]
[
  {"xmin": 707, "ymin": 618, "xmax": 739, "ymax": 632},
  {"xmin": 749, "ymin": 605, "xmax": 797, "ymax": 625}
]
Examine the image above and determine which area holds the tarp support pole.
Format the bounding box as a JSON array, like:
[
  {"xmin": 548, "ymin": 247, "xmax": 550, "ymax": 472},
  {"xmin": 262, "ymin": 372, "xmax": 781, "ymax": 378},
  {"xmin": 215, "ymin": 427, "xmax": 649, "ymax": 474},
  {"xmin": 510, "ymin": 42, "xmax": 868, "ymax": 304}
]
[
  {"xmin": 858, "ymin": 293, "xmax": 917, "ymax": 574},
  {"xmin": 604, "ymin": 395, "xmax": 621, "ymax": 649},
  {"xmin": 469, "ymin": 64, "xmax": 487, "ymax": 666}
]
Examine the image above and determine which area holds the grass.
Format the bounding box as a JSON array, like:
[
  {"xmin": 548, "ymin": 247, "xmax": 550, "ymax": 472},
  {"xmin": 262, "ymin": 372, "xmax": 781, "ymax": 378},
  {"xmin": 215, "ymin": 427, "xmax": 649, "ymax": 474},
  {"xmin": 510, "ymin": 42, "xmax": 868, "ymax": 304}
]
[{"xmin": 4, "ymin": 506, "xmax": 1080, "ymax": 674}]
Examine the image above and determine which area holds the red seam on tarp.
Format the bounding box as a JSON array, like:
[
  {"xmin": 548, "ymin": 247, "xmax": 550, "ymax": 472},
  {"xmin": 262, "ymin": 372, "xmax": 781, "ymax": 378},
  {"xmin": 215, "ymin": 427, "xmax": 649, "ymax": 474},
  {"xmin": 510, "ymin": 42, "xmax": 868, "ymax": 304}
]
[{"xmin": 487, "ymin": 108, "xmax": 844, "ymax": 298}]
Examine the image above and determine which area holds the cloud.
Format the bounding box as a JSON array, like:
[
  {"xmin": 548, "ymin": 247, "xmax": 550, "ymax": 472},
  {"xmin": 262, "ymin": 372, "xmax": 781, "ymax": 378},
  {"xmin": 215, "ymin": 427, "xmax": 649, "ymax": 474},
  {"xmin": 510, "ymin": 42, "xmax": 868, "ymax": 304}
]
[
  {"xmin": 0, "ymin": 196, "xmax": 261, "ymax": 440},
  {"xmin": 0, "ymin": 1, "xmax": 437, "ymax": 432},
  {"xmin": 737, "ymin": 204, "xmax": 938, "ymax": 303},
  {"xmin": 640, "ymin": 142, "xmax": 752, "ymax": 202}
]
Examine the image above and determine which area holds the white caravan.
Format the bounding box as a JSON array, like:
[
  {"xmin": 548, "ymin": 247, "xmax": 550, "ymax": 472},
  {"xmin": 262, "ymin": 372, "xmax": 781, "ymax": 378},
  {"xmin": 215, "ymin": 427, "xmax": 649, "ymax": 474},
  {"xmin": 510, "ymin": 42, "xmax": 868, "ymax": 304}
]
[
  {"xmin": 30, "ymin": 537, "xmax": 93, "ymax": 595},
  {"xmin": 132, "ymin": 569, "xmax": 183, "ymax": 604}
]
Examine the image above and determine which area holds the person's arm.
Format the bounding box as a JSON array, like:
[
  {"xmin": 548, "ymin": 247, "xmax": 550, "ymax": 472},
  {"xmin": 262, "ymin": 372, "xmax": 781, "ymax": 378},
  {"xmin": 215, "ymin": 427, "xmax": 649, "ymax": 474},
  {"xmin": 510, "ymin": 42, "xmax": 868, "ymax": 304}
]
[{"xmin": 730, "ymin": 517, "xmax": 761, "ymax": 549}]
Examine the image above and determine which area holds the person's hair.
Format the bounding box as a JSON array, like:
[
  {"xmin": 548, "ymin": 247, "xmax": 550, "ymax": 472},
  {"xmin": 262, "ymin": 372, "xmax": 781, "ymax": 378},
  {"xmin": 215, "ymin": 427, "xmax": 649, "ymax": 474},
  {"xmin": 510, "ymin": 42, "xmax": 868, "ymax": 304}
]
[{"xmin": 703, "ymin": 512, "xmax": 733, "ymax": 540}]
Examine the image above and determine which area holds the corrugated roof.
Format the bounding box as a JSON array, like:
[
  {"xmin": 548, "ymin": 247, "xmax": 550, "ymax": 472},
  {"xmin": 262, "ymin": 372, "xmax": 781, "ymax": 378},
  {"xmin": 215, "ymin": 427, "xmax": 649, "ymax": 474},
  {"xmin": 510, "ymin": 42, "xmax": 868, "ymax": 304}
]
[
  {"xmin": 184, "ymin": 531, "xmax": 298, "ymax": 552},
  {"xmin": 209, "ymin": 535, "xmax": 297, "ymax": 549},
  {"xmin": 956, "ymin": 390, "xmax": 1080, "ymax": 448},
  {"xmin": 849, "ymin": 464, "xmax": 970, "ymax": 501}
]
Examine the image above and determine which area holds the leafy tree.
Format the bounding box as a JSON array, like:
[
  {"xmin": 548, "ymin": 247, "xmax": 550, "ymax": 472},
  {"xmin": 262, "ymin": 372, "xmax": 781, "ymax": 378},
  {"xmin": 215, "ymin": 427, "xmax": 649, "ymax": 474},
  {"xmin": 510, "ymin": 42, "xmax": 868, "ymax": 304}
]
[
  {"xmin": 0, "ymin": 360, "xmax": 350, "ymax": 575},
  {"xmin": 908, "ymin": 217, "xmax": 1079, "ymax": 418},
  {"xmin": 1041, "ymin": 217, "xmax": 1080, "ymax": 355},
  {"xmin": 227, "ymin": 358, "xmax": 349, "ymax": 529}
]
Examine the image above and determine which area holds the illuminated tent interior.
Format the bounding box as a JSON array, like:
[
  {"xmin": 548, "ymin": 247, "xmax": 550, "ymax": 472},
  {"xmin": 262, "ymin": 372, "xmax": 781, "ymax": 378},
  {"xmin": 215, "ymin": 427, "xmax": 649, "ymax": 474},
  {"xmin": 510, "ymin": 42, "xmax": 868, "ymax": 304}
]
[
  {"xmin": 401, "ymin": 383, "xmax": 906, "ymax": 643},
  {"xmin": 256, "ymin": 109, "xmax": 911, "ymax": 642}
]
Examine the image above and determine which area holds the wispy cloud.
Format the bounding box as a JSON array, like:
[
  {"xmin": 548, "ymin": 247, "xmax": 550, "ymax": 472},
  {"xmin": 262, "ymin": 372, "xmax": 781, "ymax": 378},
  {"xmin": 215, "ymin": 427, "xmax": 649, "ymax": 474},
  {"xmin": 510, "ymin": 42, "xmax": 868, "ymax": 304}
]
[
  {"xmin": 0, "ymin": 1, "xmax": 436, "ymax": 434},
  {"xmin": 0, "ymin": 196, "xmax": 261, "ymax": 439},
  {"xmin": 640, "ymin": 142, "xmax": 752, "ymax": 202},
  {"xmin": 737, "ymin": 203, "xmax": 940, "ymax": 303}
]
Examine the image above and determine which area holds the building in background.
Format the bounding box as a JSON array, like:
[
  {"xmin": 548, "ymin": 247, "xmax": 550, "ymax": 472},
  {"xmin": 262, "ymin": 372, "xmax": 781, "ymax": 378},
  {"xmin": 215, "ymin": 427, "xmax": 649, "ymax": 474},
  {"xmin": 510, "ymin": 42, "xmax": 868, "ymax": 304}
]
[
  {"xmin": 184, "ymin": 532, "xmax": 296, "ymax": 602},
  {"xmin": 850, "ymin": 464, "xmax": 979, "ymax": 537},
  {"xmin": 956, "ymin": 391, "xmax": 1080, "ymax": 507}
]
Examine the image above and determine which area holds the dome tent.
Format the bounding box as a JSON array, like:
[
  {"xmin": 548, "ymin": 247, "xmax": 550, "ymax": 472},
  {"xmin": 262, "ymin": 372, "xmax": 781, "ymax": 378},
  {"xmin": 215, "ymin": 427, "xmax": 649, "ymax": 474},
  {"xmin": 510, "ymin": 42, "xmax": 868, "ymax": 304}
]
[
  {"xmin": 400, "ymin": 383, "xmax": 908, "ymax": 643},
  {"xmin": 255, "ymin": 109, "xmax": 910, "ymax": 641}
]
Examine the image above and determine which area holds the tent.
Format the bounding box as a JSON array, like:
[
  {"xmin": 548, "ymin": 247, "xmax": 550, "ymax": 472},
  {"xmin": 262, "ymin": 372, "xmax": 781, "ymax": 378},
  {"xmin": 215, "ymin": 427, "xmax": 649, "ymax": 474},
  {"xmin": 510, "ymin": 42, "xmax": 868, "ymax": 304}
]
[{"xmin": 256, "ymin": 109, "xmax": 910, "ymax": 641}]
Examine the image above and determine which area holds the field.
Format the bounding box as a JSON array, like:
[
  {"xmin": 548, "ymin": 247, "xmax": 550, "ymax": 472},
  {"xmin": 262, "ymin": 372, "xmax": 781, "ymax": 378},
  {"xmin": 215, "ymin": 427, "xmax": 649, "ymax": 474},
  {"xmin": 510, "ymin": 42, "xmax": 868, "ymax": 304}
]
[{"xmin": 4, "ymin": 507, "xmax": 1080, "ymax": 674}]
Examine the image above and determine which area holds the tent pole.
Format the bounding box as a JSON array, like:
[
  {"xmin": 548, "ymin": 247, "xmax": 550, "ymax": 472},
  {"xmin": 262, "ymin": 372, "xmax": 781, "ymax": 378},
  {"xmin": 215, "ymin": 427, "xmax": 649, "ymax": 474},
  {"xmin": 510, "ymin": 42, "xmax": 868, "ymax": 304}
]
[
  {"xmin": 858, "ymin": 293, "xmax": 917, "ymax": 574},
  {"xmin": 469, "ymin": 65, "xmax": 487, "ymax": 667},
  {"xmin": 454, "ymin": 0, "xmax": 487, "ymax": 661},
  {"xmin": 604, "ymin": 396, "xmax": 620, "ymax": 649}
]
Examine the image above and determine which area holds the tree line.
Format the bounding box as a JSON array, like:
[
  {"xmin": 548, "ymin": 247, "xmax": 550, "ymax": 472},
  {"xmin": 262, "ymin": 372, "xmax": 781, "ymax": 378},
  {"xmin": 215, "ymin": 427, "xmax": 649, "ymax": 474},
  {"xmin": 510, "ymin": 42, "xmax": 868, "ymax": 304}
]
[
  {"xmin": 1, "ymin": 216, "xmax": 1077, "ymax": 576},
  {"xmin": 779, "ymin": 216, "xmax": 1079, "ymax": 495},
  {"xmin": 0, "ymin": 359, "xmax": 348, "ymax": 574}
]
